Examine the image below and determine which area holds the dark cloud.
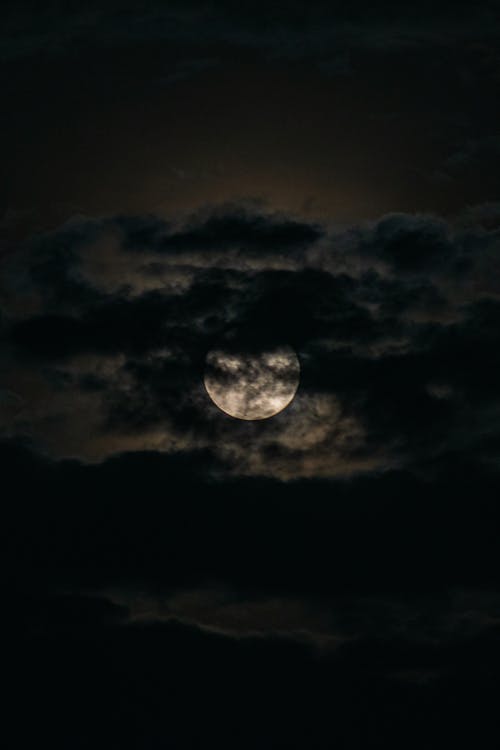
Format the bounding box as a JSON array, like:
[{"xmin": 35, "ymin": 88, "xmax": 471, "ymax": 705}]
[
  {"xmin": 299, "ymin": 295, "xmax": 500, "ymax": 462},
  {"xmin": 118, "ymin": 207, "xmax": 323, "ymax": 254},
  {"xmin": 359, "ymin": 213, "xmax": 454, "ymax": 273},
  {"xmin": 4, "ymin": 205, "xmax": 500, "ymax": 477},
  {"xmin": 355, "ymin": 270, "xmax": 448, "ymax": 317},
  {"xmin": 13, "ymin": 608, "xmax": 498, "ymax": 750},
  {"xmin": 4, "ymin": 439, "xmax": 500, "ymax": 599},
  {"xmin": 6, "ymin": 436, "xmax": 500, "ymax": 747},
  {"xmin": 9, "ymin": 291, "xmax": 178, "ymax": 357}
]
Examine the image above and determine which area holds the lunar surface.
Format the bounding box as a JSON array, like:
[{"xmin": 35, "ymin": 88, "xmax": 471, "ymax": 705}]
[{"xmin": 204, "ymin": 345, "xmax": 300, "ymax": 420}]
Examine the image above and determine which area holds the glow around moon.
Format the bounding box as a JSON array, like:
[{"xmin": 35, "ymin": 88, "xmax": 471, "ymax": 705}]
[{"xmin": 204, "ymin": 345, "xmax": 300, "ymax": 420}]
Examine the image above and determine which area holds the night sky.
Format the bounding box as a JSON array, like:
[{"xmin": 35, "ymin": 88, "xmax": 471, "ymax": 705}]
[{"xmin": 3, "ymin": 2, "xmax": 500, "ymax": 748}]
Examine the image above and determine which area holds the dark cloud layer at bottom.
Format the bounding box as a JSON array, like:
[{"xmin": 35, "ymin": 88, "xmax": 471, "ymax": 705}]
[
  {"xmin": 9, "ymin": 599, "xmax": 500, "ymax": 749},
  {"xmin": 5, "ymin": 439, "xmax": 500, "ymax": 748}
]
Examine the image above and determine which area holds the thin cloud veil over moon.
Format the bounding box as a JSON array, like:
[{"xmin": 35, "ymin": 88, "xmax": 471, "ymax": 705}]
[{"xmin": 204, "ymin": 345, "xmax": 300, "ymax": 420}]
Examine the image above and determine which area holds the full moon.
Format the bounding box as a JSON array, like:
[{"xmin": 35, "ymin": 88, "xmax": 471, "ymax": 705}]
[{"xmin": 204, "ymin": 345, "xmax": 300, "ymax": 420}]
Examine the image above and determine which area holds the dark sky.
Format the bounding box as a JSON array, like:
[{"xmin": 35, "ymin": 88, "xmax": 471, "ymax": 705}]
[{"xmin": 3, "ymin": 2, "xmax": 500, "ymax": 748}]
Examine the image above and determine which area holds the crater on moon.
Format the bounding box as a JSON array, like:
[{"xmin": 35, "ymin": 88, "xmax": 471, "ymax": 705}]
[{"xmin": 204, "ymin": 345, "xmax": 300, "ymax": 420}]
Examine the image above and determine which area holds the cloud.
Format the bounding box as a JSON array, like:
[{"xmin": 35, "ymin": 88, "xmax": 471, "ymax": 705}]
[
  {"xmin": 6, "ymin": 422, "xmax": 500, "ymax": 749},
  {"xmin": 358, "ymin": 213, "xmax": 454, "ymax": 273},
  {"xmin": 2, "ymin": 205, "xmax": 500, "ymax": 477},
  {"xmin": 9, "ymin": 558, "xmax": 500, "ymax": 748},
  {"xmin": 4, "ymin": 439, "xmax": 500, "ymax": 601},
  {"xmin": 17, "ymin": 613, "xmax": 500, "ymax": 747},
  {"xmin": 119, "ymin": 206, "xmax": 324, "ymax": 255}
]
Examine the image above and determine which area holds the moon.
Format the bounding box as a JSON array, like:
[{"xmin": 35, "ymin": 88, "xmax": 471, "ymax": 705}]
[{"xmin": 204, "ymin": 345, "xmax": 300, "ymax": 420}]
